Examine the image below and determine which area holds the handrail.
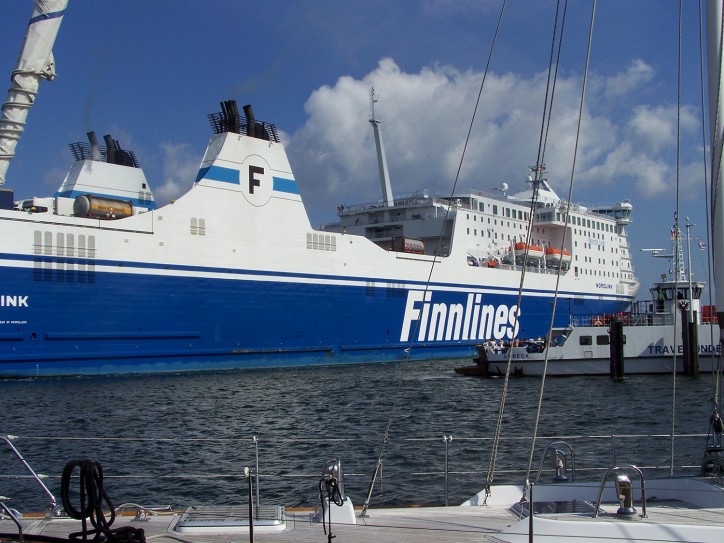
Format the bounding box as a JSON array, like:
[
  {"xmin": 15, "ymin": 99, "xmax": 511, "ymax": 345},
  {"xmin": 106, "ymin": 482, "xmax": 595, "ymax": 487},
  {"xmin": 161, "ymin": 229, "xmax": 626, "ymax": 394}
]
[
  {"xmin": 0, "ymin": 500, "xmax": 23, "ymax": 541},
  {"xmin": 0, "ymin": 432, "xmax": 710, "ymax": 509},
  {"xmin": 1, "ymin": 435, "xmax": 57, "ymax": 518},
  {"xmin": 534, "ymin": 441, "xmax": 576, "ymax": 483}
]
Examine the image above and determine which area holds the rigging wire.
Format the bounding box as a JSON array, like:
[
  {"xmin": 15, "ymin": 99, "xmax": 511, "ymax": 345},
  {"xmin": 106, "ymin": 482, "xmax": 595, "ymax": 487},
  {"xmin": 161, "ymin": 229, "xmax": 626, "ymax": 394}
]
[
  {"xmin": 521, "ymin": 0, "xmax": 596, "ymax": 492},
  {"xmin": 670, "ymin": 0, "xmax": 683, "ymax": 477},
  {"xmin": 483, "ymin": 0, "xmax": 568, "ymax": 501},
  {"xmin": 359, "ymin": 0, "xmax": 510, "ymax": 516}
]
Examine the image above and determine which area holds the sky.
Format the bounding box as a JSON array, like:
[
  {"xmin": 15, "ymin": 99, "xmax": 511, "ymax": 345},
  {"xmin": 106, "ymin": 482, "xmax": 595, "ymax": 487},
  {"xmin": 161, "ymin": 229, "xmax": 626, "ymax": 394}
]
[{"xmin": 0, "ymin": 0, "xmax": 716, "ymax": 302}]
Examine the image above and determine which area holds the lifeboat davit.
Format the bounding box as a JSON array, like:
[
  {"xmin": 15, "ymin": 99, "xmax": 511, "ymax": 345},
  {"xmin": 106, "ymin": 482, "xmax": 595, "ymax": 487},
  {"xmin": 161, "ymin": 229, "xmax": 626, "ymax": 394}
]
[{"xmin": 545, "ymin": 247, "xmax": 572, "ymax": 264}]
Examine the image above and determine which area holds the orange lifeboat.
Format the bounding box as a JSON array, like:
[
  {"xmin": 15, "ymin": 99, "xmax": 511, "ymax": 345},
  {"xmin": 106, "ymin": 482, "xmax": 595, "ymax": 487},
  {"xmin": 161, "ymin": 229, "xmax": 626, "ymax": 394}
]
[
  {"xmin": 545, "ymin": 247, "xmax": 572, "ymax": 264},
  {"xmin": 513, "ymin": 242, "xmax": 527, "ymax": 259},
  {"xmin": 528, "ymin": 244, "xmax": 544, "ymax": 260},
  {"xmin": 487, "ymin": 259, "xmax": 499, "ymax": 268}
]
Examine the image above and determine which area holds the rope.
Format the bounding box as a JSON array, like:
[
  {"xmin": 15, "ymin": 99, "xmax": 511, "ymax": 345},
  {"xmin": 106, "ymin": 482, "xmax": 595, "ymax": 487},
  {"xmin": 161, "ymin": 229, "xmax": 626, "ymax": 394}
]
[
  {"xmin": 60, "ymin": 459, "xmax": 146, "ymax": 543},
  {"xmin": 318, "ymin": 475, "xmax": 344, "ymax": 541}
]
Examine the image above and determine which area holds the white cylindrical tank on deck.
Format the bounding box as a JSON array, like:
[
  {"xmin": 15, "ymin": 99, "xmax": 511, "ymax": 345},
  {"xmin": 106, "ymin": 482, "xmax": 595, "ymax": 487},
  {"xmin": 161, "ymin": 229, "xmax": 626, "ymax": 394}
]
[{"xmin": 73, "ymin": 194, "xmax": 133, "ymax": 219}]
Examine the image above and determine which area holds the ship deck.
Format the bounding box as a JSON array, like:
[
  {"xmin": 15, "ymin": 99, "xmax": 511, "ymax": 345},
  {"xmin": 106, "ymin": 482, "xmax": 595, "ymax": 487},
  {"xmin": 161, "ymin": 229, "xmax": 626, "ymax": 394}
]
[{"xmin": 3, "ymin": 499, "xmax": 724, "ymax": 543}]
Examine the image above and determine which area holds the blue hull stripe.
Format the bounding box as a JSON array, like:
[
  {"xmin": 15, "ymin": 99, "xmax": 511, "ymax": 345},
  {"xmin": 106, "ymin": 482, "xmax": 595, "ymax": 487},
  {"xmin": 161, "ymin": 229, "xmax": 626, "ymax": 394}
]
[
  {"xmin": 273, "ymin": 177, "xmax": 299, "ymax": 194},
  {"xmin": 195, "ymin": 165, "xmax": 240, "ymax": 184},
  {"xmin": 0, "ymin": 252, "xmax": 631, "ymax": 302}
]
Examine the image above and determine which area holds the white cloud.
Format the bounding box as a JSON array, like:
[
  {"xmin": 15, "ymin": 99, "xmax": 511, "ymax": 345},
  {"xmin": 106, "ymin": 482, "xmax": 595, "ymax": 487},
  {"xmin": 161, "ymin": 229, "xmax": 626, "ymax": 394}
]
[
  {"xmin": 154, "ymin": 142, "xmax": 199, "ymax": 204},
  {"xmin": 605, "ymin": 59, "xmax": 655, "ymax": 99},
  {"xmin": 628, "ymin": 105, "xmax": 677, "ymax": 150},
  {"xmin": 584, "ymin": 141, "xmax": 670, "ymax": 196},
  {"xmin": 285, "ymin": 56, "xmax": 699, "ymax": 226}
]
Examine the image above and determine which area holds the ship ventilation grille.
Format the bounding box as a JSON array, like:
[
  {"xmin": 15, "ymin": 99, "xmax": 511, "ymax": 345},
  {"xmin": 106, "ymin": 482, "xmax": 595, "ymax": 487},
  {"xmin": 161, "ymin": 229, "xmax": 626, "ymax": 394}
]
[{"xmin": 69, "ymin": 141, "xmax": 140, "ymax": 168}]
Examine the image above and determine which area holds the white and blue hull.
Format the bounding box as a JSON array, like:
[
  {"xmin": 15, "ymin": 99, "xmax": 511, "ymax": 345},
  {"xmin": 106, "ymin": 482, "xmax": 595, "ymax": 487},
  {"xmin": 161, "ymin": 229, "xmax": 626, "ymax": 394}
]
[
  {"xmin": 1, "ymin": 254, "xmax": 630, "ymax": 377},
  {"xmin": 0, "ymin": 109, "xmax": 634, "ymax": 377}
]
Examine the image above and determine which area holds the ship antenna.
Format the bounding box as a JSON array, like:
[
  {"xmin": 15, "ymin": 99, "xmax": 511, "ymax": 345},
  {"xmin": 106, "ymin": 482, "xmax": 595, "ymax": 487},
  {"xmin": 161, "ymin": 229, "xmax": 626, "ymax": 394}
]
[
  {"xmin": 0, "ymin": 0, "xmax": 68, "ymax": 185},
  {"xmin": 368, "ymin": 87, "xmax": 395, "ymax": 207}
]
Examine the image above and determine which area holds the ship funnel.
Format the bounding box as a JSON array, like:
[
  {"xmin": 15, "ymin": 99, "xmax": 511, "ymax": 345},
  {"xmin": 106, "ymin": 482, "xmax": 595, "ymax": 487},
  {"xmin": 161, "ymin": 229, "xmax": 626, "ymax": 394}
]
[
  {"xmin": 87, "ymin": 132, "xmax": 101, "ymax": 161},
  {"xmin": 243, "ymin": 104, "xmax": 255, "ymax": 137},
  {"xmin": 220, "ymin": 100, "xmax": 240, "ymax": 134},
  {"xmin": 102, "ymin": 134, "xmax": 138, "ymax": 167},
  {"xmin": 103, "ymin": 134, "xmax": 117, "ymax": 165},
  {"xmin": 208, "ymin": 100, "xmax": 279, "ymax": 142}
]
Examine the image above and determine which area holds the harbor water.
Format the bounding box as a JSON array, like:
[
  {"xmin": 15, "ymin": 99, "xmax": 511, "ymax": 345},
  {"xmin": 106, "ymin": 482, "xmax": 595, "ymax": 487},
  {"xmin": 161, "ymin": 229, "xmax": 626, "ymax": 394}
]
[{"xmin": 1, "ymin": 359, "xmax": 719, "ymax": 512}]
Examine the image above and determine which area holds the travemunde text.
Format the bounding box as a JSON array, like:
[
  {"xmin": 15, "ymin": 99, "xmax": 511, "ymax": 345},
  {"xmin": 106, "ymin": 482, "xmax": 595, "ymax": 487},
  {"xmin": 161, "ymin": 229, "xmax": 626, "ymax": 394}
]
[{"xmin": 400, "ymin": 291, "xmax": 520, "ymax": 342}]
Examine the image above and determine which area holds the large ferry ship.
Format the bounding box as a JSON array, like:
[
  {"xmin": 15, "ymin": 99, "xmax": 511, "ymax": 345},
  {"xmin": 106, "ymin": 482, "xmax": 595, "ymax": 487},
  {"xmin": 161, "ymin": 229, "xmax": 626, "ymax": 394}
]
[{"xmin": 0, "ymin": 2, "xmax": 638, "ymax": 377}]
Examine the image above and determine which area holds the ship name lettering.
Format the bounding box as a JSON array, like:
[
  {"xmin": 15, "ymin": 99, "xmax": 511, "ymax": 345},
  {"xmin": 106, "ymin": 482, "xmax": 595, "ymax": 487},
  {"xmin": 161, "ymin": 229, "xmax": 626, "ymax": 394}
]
[
  {"xmin": 0, "ymin": 295, "xmax": 29, "ymax": 307},
  {"xmin": 400, "ymin": 290, "xmax": 520, "ymax": 342},
  {"xmin": 647, "ymin": 343, "xmax": 721, "ymax": 355}
]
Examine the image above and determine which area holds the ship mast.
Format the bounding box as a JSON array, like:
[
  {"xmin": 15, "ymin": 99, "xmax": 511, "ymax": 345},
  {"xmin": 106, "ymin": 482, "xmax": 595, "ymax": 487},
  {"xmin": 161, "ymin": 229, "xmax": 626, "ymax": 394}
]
[
  {"xmin": 0, "ymin": 0, "xmax": 68, "ymax": 185},
  {"xmin": 369, "ymin": 88, "xmax": 394, "ymax": 207}
]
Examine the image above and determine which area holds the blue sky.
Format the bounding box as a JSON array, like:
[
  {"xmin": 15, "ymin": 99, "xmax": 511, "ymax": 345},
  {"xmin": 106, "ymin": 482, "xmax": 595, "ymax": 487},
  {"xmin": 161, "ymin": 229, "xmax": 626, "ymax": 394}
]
[{"xmin": 0, "ymin": 1, "xmax": 715, "ymax": 302}]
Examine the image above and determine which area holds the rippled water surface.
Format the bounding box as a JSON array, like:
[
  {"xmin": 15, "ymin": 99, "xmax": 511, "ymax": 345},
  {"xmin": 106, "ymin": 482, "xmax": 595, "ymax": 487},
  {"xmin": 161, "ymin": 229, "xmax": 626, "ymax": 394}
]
[{"xmin": 1, "ymin": 360, "xmax": 719, "ymax": 512}]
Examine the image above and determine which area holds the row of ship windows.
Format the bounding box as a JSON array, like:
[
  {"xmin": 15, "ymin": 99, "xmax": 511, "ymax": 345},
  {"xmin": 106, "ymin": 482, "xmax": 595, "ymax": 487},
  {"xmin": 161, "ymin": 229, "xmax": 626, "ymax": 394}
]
[
  {"xmin": 537, "ymin": 211, "xmax": 619, "ymax": 234},
  {"xmin": 575, "ymin": 240, "xmax": 627, "ymax": 256},
  {"xmin": 466, "ymin": 228, "xmax": 525, "ymax": 240},
  {"xmin": 573, "ymin": 229, "xmax": 617, "ymax": 242},
  {"xmin": 468, "ymin": 212, "xmax": 529, "ymax": 222},
  {"xmin": 33, "ymin": 231, "xmax": 96, "ymax": 258},
  {"xmin": 32, "ymin": 260, "xmax": 96, "ymax": 282},
  {"xmin": 307, "ymin": 232, "xmax": 337, "ymax": 251},
  {"xmin": 575, "ymin": 267, "xmax": 621, "ymax": 278},
  {"xmin": 467, "ymin": 222, "xmax": 621, "ymax": 250},
  {"xmin": 579, "ymin": 334, "xmax": 625, "ymax": 346},
  {"xmin": 578, "ymin": 255, "xmax": 619, "ymax": 267},
  {"xmin": 468, "ymin": 208, "xmax": 618, "ymax": 234},
  {"xmin": 467, "ymin": 215, "xmax": 529, "ymax": 230}
]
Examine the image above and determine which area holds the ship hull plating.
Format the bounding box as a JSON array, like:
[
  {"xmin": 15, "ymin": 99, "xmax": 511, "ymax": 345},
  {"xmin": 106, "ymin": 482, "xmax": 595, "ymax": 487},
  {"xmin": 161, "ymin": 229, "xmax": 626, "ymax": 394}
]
[{"xmin": 0, "ymin": 261, "xmax": 628, "ymax": 376}]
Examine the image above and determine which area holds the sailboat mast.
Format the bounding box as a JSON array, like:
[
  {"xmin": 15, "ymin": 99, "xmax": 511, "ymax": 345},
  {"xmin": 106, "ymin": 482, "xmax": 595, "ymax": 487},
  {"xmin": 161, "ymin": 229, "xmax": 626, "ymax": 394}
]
[
  {"xmin": 369, "ymin": 88, "xmax": 395, "ymax": 207},
  {"xmin": 706, "ymin": 0, "xmax": 724, "ymax": 325},
  {"xmin": 0, "ymin": 0, "xmax": 68, "ymax": 185}
]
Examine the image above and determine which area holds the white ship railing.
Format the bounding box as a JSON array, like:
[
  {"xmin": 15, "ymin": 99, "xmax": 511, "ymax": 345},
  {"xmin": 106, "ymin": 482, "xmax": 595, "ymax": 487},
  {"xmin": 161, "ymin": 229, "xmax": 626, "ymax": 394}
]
[{"xmin": 1, "ymin": 431, "xmax": 713, "ymax": 511}]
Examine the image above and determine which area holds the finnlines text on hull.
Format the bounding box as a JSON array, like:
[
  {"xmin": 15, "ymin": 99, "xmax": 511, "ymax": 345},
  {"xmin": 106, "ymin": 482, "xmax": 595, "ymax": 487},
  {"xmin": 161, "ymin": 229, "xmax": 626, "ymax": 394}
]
[{"xmin": 400, "ymin": 290, "xmax": 520, "ymax": 342}]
